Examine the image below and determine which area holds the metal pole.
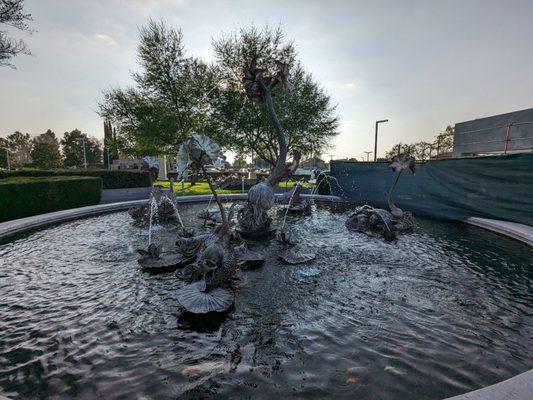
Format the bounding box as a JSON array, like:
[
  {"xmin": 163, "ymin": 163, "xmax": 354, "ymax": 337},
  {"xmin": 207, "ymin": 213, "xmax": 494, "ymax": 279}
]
[
  {"xmin": 364, "ymin": 151, "xmax": 372, "ymax": 161},
  {"xmin": 503, "ymin": 123, "xmax": 513, "ymax": 154},
  {"xmin": 374, "ymin": 119, "xmax": 389, "ymax": 161},
  {"xmin": 107, "ymin": 148, "xmax": 111, "ymax": 170},
  {"xmin": 82, "ymin": 139, "xmax": 87, "ymax": 169}
]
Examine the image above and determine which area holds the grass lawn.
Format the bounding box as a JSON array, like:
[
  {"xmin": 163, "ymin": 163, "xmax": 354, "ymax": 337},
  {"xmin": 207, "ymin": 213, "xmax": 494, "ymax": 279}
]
[
  {"xmin": 153, "ymin": 180, "xmax": 240, "ymax": 195},
  {"xmin": 279, "ymin": 180, "xmax": 316, "ymax": 189},
  {"xmin": 153, "ymin": 179, "xmax": 316, "ymax": 196}
]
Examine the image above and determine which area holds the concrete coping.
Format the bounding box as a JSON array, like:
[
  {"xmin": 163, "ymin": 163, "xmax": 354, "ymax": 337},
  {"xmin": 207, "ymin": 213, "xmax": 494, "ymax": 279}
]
[
  {"xmin": 0, "ymin": 193, "xmax": 341, "ymax": 242},
  {"xmin": 465, "ymin": 217, "xmax": 532, "ymax": 247},
  {"xmin": 443, "ymin": 369, "xmax": 533, "ymax": 400}
]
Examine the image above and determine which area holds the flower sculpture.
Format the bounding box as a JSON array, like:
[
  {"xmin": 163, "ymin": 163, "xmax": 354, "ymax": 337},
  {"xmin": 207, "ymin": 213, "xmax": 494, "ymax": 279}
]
[{"xmin": 237, "ymin": 58, "xmax": 302, "ymax": 238}]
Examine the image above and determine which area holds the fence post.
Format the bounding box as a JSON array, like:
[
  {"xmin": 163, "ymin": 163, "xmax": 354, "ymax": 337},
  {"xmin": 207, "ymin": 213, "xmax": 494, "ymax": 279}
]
[{"xmin": 503, "ymin": 123, "xmax": 513, "ymax": 154}]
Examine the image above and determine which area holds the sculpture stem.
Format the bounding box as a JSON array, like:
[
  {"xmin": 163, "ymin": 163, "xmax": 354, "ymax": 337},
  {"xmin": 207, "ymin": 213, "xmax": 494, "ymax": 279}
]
[
  {"xmin": 201, "ymin": 165, "xmax": 227, "ymax": 225},
  {"xmin": 263, "ymin": 88, "xmax": 287, "ymax": 186},
  {"xmin": 386, "ymin": 170, "xmax": 403, "ymax": 209}
]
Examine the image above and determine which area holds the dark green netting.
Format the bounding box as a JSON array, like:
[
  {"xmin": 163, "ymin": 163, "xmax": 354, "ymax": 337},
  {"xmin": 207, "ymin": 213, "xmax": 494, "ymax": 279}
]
[{"xmin": 330, "ymin": 153, "xmax": 533, "ymax": 225}]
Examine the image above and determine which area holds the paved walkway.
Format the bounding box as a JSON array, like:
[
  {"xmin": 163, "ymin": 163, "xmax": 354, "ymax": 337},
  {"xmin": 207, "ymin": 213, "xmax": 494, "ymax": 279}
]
[{"xmin": 465, "ymin": 217, "xmax": 532, "ymax": 246}]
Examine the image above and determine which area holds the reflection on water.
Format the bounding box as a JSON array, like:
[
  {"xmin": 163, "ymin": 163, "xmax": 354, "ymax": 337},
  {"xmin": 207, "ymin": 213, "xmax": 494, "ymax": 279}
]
[{"xmin": 0, "ymin": 204, "xmax": 531, "ymax": 399}]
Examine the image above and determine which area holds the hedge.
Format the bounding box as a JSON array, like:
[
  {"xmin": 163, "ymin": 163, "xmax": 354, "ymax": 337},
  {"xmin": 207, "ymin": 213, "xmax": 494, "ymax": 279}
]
[
  {"xmin": 0, "ymin": 176, "xmax": 102, "ymax": 222},
  {"xmin": 0, "ymin": 169, "xmax": 152, "ymax": 189}
]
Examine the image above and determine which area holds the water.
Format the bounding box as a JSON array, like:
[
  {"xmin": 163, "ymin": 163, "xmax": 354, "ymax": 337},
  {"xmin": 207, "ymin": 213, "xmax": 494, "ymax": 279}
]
[
  {"xmin": 281, "ymin": 180, "xmax": 304, "ymax": 230},
  {"xmin": 147, "ymin": 195, "xmax": 158, "ymax": 245},
  {"xmin": 0, "ymin": 204, "xmax": 531, "ymax": 399}
]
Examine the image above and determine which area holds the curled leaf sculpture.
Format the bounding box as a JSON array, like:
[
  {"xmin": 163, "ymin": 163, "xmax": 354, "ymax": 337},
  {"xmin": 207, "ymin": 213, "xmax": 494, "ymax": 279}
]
[
  {"xmin": 345, "ymin": 153, "xmax": 417, "ymax": 241},
  {"xmin": 237, "ymin": 58, "xmax": 301, "ymax": 238},
  {"xmin": 386, "ymin": 154, "xmax": 416, "ymax": 218}
]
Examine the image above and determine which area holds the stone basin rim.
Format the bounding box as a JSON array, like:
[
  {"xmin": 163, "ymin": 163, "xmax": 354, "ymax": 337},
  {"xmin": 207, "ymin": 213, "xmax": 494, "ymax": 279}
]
[{"xmin": 0, "ymin": 193, "xmax": 341, "ymax": 242}]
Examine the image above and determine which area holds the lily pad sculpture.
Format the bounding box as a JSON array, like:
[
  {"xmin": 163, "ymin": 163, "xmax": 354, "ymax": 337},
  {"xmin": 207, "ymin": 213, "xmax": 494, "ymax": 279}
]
[
  {"xmin": 279, "ymin": 244, "xmax": 316, "ymax": 265},
  {"xmin": 234, "ymin": 244, "xmax": 265, "ymax": 269},
  {"xmin": 176, "ymin": 281, "xmax": 234, "ymax": 314},
  {"xmin": 137, "ymin": 244, "xmax": 185, "ymax": 273},
  {"xmin": 197, "ymin": 209, "xmax": 222, "ymax": 225},
  {"xmin": 128, "ymin": 189, "xmax": 180, "ymax": 226},
  {"xmin": 237, "ymin": 58, "xmax": 301, "ymax": 238}
]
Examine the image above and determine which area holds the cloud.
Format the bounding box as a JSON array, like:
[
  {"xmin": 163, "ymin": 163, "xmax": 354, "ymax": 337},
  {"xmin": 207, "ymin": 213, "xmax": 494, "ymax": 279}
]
[
  {"xmin": 118, "ymin": 0, "xmax": 187, "ymax": 14},
  {"xmin": 344, "ymin": 82, "xmax": 356, "ymax": 89},
  {"xmin": 93, "ymin": 33, "xmax": 118, "ymax": 47}
]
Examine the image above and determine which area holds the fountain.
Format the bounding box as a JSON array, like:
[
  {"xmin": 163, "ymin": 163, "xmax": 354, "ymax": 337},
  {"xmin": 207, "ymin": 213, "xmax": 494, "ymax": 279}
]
[
  {"xmin": 2, "ymin": 54, "xmax": 531, "ymax": 400},
  {"xmin": 345, "ymin": 153, "xmax": 416, "ymax": 240}
]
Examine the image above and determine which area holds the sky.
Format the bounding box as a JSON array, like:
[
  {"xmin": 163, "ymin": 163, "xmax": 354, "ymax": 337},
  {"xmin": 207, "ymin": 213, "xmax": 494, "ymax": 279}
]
[{"xmin": 1, "ymin": 0, "xmax": 533, "ymax": 161}]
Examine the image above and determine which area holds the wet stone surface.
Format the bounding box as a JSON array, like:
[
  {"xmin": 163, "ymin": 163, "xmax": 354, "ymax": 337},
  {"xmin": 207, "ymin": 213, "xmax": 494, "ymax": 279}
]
[{"xmin": 0, "ymin": 203, "xmax": 531, "ymax": 399}]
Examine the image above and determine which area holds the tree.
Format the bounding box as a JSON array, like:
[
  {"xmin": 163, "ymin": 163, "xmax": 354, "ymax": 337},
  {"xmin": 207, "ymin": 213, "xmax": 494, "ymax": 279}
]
[
  {"xmin": 103, "ymin": 120, "xmax": 121, "ymax": 168},
  {"xmin": 99, "ymin": 20, "xmax": 218, "ymax": 156},
  {"xmin": 30, "ymin": 129, "xmax": 62, "ymax": 168},
  {"xmin": 0, "ymin": 131, "xmax": 32, "ymax": 167},
  {"xmin": 385, "ymin": 126, "xmax": 455, "ymax": 160},
  {"xmin": 233, "ymin": 154, "xmax": 248, "ymax": 168},
  {"xmin": 385, "ymin": 143, "xmax": 415, "ymax": 160},
  {"xmin": 61, "ymin": 129, "xmax": 102, "ymax": 167},
  {"xmin": 0, "ymin": 0, "xmax": 33, "ymax": 67},
  {"xmin": 435, "ymin": 125, "xmax": 454, "ymax": 155},
  {"xmin": 211, "ymin": 25, "xmax": 339, "ymax": 168}
]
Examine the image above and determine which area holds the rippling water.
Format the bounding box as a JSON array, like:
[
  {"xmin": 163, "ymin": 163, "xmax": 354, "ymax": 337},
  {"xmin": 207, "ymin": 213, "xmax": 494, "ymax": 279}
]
[{"xmin": 0, "ymin": 204, "xmax": 531, "ymax": 399}]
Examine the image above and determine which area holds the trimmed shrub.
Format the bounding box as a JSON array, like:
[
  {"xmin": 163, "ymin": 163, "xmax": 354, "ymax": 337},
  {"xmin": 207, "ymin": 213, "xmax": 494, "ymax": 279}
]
[
  {"xmin": 0, "ymin": 169, "xmax": 151, "ymax": 189},
  {"xmin": 0, "ymin": 176, "xmax": 102, "ymax": 222}
]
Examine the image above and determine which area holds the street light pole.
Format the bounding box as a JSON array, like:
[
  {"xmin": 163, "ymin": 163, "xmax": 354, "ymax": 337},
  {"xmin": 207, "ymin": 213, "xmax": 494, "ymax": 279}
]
[
  {"xmin": 82, "ymin": 139, "xmax": 87, "ymax": 169},
  {"xmin": 374, "ymin": 119, "xmax": 389, "ymax": 161}
]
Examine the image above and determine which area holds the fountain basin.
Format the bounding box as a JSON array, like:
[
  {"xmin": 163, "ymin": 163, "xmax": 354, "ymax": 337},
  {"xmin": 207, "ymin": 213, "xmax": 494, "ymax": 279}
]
[{"xmin": 0, "ymin": 198, "xmax": 531, "ymax": 399}]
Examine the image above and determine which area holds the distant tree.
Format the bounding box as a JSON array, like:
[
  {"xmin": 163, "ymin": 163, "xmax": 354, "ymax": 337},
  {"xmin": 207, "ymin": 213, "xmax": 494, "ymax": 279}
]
[
  {"xmin": 103, "ymin": 120, "xmax": 121, "ymax": 167},
  {"xmin": 385, "ymin": 143, "xmax": 415, "ymax": 160},
  {"xmin": 0, "ymin": 0, "xmax": 33, "ymax": 67},
  {"xmin": 385, "ymin": 126, "xmax": 455, "ymax": 160},
  {"xmin": 30, "ymin": 129, "xmax": 62, "ymax": 168},
  {"xmin": 435, "ymin": 125, "xmax": 454, "ymax": 155},
  {"xmin": 0, "ymin": 131, "xmax": 32, "ymax": 167},
  {"xmin": 211, "ymin": 25, "xmax": 339, "ymax": 168},
  {"xmin": 61, "ymin": 129, "xmax": 102, "ymax": 167},
  {"xmin": 99, "ymin": 19, "xmax": 218, "ymax": 156}
]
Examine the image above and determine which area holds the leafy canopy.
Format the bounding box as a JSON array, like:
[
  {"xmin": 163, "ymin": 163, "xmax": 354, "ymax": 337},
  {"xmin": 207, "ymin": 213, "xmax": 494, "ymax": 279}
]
[
  {"xmin": 99, "ymin": 19, "xmax": 218, "ymax": 156},
  {"xmin": 211, "ymin": 25, "xmax": 339, "ymax": 166}
]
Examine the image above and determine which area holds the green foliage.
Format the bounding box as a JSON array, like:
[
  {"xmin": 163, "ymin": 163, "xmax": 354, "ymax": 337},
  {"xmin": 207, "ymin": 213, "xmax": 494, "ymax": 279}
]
[
  {"xmin": 233, "ymin": 154, "xmax": 248, "ymax": 168},
  {"xmin": 99, "ymin": 19, "xmax": 218, "ymax": 156},
  {"xmin": 30, "ymin": 129, "xmax": 62, "ymax": 168},
  {"xmin": 0, "ymin": 0, "xmax": 33, "ymax": 68},
  {"xmin": 0, "ymin": 169, "xmax": 151, "ymax": 189},
  {"xmin": 0, "ymin": 131, "xmax": 32, "ymax": 167},
  {"xmin": 153, "ymin": 180, "xmax": 238, "ymax": 195},
  {"xmin": 385, "ymin": 126, "xmax": 455, "ymax": 160},
  {"xmin": 212, "ymin": 25, "xmax": 339, "ymax": 166},
  {"xmin": 61, "ymin": 129, "xmax": 102, "ymax": 167},
  {"xmin": 0, "ymin": 176, "xmax": 102, "ymax": 222}
]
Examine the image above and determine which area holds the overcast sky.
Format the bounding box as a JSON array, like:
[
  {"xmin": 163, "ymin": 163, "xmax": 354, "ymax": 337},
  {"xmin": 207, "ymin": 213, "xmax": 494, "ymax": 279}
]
[{"xmin": 1, "ymin": 0, "xmax": 532, "ymax": 160}]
